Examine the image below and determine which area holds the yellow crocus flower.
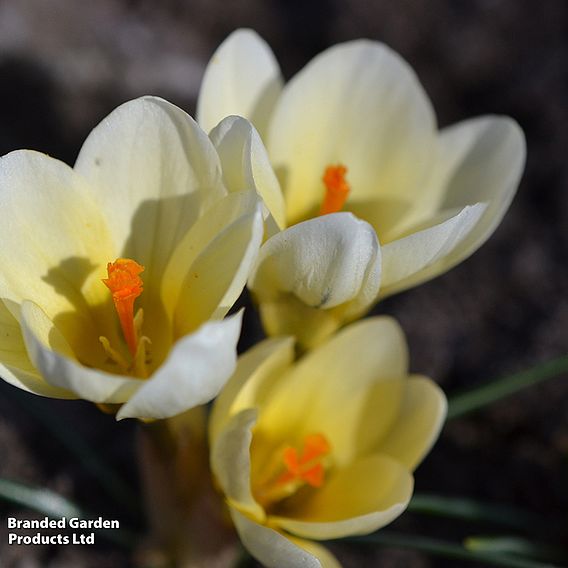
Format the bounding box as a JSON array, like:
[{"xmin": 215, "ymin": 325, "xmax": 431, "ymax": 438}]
[
  {"xmin": 209, "ymin": 317, "xmax": 447, "ymax": 567},
  {"xmin": 0, "ymin": 96, "xmax": 265, "ymax": 420},
  {"xmin": 198, "ymin": 30, "xmax": 526, "ymax": 349}
]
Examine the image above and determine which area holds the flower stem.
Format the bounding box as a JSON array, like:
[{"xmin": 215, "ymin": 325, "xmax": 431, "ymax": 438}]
[{"xmin": 447, "ymin": 355, "xmax": 568, "ymax": 420}]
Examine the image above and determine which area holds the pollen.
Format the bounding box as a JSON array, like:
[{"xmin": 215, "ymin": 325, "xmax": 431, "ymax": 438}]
[
  {"xmin": 102, "ymin": 258, "xmax": 144, "ymax": 356},
  {"xmin": 319, "ymin": 164, "xmax": 350, "ymax": 215},
  {"xmin": 277, "ymin": 433, "xmax": 331, "ymax": 488}
]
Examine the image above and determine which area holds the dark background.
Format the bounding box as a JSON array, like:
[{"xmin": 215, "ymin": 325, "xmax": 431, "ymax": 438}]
[{"xmin": 0, "ymin": 1, "xmax": 567, "ymax": 566}]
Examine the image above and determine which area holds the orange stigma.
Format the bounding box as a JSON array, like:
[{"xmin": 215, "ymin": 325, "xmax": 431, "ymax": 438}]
[
  {"xmin": 319, "ymin": 164, "xmax": 350, "ymax": 215},
  {"xmin": 102, "ymin": 258, "xmax": 144, "ymax": 356},
  {"xmin": 277, "ymin": 433, "xmax": 331, "ymax": 489}
]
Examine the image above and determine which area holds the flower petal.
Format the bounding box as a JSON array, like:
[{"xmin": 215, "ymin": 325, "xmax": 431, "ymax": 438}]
[
  {"xmin": 75, "ymin": 96, "xmax": 225, "ymax": 292},
  {"xmin": 210, "ymin": 408, "xmax": 265, "ymax": 521},
  {"xmin": 171, "ymin": 203, "xmax": 263, "ymax": 336},
  {"xmin": 231, "ymin": 508, "xmax": 322, "ymax": 568},
  {"xmin": 380, "ymin": 203, "xmax": 486, "ymax": 296},
  {"xmin": 210, "ymin": 115, "xmax": 286, "ymax": 231},
  {"xmin": 197, "ymin": 29, "xmax": 283, "ymax": 138},
  {"xmin": 256, "ymin": 317, "xmax": 407, "ymax": 466},
  {"xmin": 0, "ymin": 150, "xmax": 114, "ymax": 322},
  {"xmin": 210, "ymin": 336, "xmax": 295, "ymax": 445},
  {"xmin": 248, "ymin": 213, "xmax": 381, "ymax": 349},
  {"xmin": 378, "ymin": 376, "xmax": 447, "ymax": 470},
  {"xmin": 287, "ymin": 538, "xmax": 342, "ymax": 568},
  {"xmin": 116, "ymin": 312, "xmax": 242, "ymax": 420},
  {"xmin": 20, "ymin": 301, "xmax": 141, "ymax": 403},
  {"xmin": 272, "ymin": 454, "xmax": 413, "ymax": 539},
  {"xmin": 268, "ymin": 40, "xmax": 436, "ymax": 224},
  {"xmin": 0, "ymin": 299, "xmax": 74, "ymax": 398}
]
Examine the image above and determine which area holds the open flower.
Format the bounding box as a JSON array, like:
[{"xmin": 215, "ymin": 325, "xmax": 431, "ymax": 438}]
[
  {"xmin": 198, "ymin": 30, "xmax": 526, "ymax": 346},
  {"xmin": 0, "ymin": 96, "xmax": 264, "ymax": 420},
  {"xmin": 209, "ymin": 317, "xmax": 447, "ymax": 567}
]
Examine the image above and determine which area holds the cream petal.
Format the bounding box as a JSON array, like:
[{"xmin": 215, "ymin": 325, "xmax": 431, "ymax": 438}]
[
  {"xmin": 211, "ymin": 408, "xmax": 265, "ymax": 521},
  {"xmin": 378, "ymin": 376, "xmax": 447, "ymax": 470},
  {"xmin": 116, "ymin": 312, "xmax": 242, "ymax": 420},
  {"xmin": 231, "ymin": 509, "xmax": 322, "ymax": 568},
  {"xmin": 210, "ymin": 115, "xmax": 286, "ymax": 231},
  {"xmin": 0, "ymin": 299, "xmax": 74, "ymax": 398},
  {"xmin": 0, "ymin": 150, "xmax": 114, "ymax": 322},
  {"xmin": 256, "ymin": 317, "xmax": 408, "ymax": 466},
  {"xmin": 210, "ymin": 336, "xmax": 295, "ymax": 445},
  {"xmin": 272, "ymin": 454, "xmax": 413, "ymax": 540},
  {"xmin": 20, "ymin": 301, "xmax": 141, "ymax": 404},
  {"xmin": 248, "ymin": 213, "xmax": 381, "ymax": 348},
  {"xmin": 75, "ymin": 96, "xmax": 225, "ymax": 292},
  {"xmin": 426, "ymin": 116, "xmax": 526, "ymax": 271},
  {"xmin": 268, "ymin": 40, "xmax": 436, "ymax": 224},
  {"xmin": 172, "ymin": 204, "xmax": 263, "ymax": 336},
  {"xmin": 162, "ymin": 191, "xmax": 259, "ymax": 316},
  {"xmin": 197, "ymin": 29, "xmax": 283, "ymax": 138},
  {"xmin": 287, "ymin": 538, "xmax": 342, "ymax": 568},
  {"xmin": 380, "ymin": 203, "xmax": 486, "ymax": 296}
]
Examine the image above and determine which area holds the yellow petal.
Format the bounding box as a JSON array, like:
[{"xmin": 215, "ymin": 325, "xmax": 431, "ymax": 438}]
[
  {"xmin": 210, "ymin": 336, "xmax": 295, "ymax": 445},
  {"xmin": 378, "ymin": 375, "xmax": 447, "ymax": 470},
  {"xmin": 0, "ymin": 150, "xmax": 114, "ymax": 325},
  {"xmin": 171, "ymin": 205, "xmax": 263, "ymax": 336},
  {"xmin": 0, "ymin": 299, "xmax": 74, "ymax": 399},
  {"xmin": 75, "ymin": 96, "xmax": 225, "ymax": 293},
  {"xmin": 230, "ymin": 508, "xmax": 323, "ymax": 568},
  {"xmin": 271, "ymin": 454, "xmax": 413, "ymax": 539},
  {"xmin": 267, "ymin": 40, "xmax": 436, "ymax": 224},
  {"xmin": 210, "ymin": 408, "xmax": 265, "ymax": 522},
  {"xmin": 197, "ymin": 29, "xmax": 283, "ymax": 138},
  {"xmin": 210, "ymin": 115, "xmax": 286, "ymax": 231},
  {"xmin": 20, "ymin": 301, "xmax": 141, "ymax": 404},
  {"xmin": 287, "ymin": 538, "xmax": 343, "ymax": 568},
  {"xmin": 256, "ymin": 317, "xmax": 407, "ymax": 465}
]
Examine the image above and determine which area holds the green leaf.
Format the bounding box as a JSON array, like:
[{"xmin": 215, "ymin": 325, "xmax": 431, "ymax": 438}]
[
  {"xmin": 466, "ymin": 536, "xmax": 567, "ymax": 564},
  {"xmin": 346, "ymin": 531, "xmax": 564, "ymax": 568},
  {"xmin": 448, "ymin": 355, "xmax": 568, "ymax": 419},
  {"xmin": 408, "ymin": 494, "xmax": 541, "ymax": 530}
]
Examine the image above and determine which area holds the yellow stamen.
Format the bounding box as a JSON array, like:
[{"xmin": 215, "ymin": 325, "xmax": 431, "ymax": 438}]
[
  {"xmin": 102, "ymin": 258, "xmax": 144, "ymax": 356},
  {"xmin": 319, "ymin": 165, "xmax": 350, "ymax": 215}
]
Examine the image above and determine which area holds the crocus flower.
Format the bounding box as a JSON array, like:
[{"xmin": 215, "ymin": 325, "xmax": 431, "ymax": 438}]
[
  {"xmin": 209, "ymin": 317, "xmax": 447, "ymax": 567},
  {"xmin": 0, "ymin": 96, "xmax": 264, "ymax": 420},
  {"xmin": 197, "ymin": 30, "xmax": 526, "ymax": 346}
]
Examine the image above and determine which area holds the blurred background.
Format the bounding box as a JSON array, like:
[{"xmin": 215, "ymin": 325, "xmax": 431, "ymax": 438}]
[{"xmin": 0, "ymin": 1, "xmax": 567, "ymax": 566}]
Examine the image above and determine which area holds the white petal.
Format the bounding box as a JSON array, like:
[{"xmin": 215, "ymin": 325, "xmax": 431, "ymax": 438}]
[
  {"xmin": 0, "ymin": 299, "xmax": 74, "ymax": 398},
  {"xmin": 197, "ymin": 29, "xmax": 283, "ymax": 138},
  {"xmin": 380, "ymin": 203, "xmax": 486, "ymax": 296},
  {"xmin": 210, "ymin": 408, "xmax": 265, "ymax": 521},
  {"xmin": 171, "ymin": 204, "xmax": 263, "ymax": 336},
  {"xmin": 268, "ymin": 40, "xmax": 437, "ymax": 224},
  {"xmin": 379, "ymin": 376, "xmax": 447, "ymax": 470},
  {"xmin": 117, "ymin": 312, "xmax": 242, "ymax": 420},
  {"xmin": 231, "ymin": 509, "xmax": 322, "ymax": 568},
  {"xmin": 20, "ymin": 301, "xmax": 141, "ymax": 403},
  {"xmin": 210, "ymin": 336, "xmax": 295, "ymax": 445},
  {"xmin": 248, "ymin": 213, "xmax": 381, "ymax": 347},
  {"xmin": 75, "ymin": 96, "xmax": 225, "ymax": 291},
  {"xmin": 0, "ymin": 150, "xmax": 114, "ymax": 322},
  {"xmin": 210, "ymin": 115, "xmax": 286, "ymax": 231}
]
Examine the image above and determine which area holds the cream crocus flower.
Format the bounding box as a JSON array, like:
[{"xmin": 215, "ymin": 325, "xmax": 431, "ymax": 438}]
[
  {"xmin": 0, "ymin": 96, "xmax": 265, "ymax": 420},
  {"xmin": 209, "ymin": 317, "xmax": 447, "ymax": 567},
  {"xmin": 198, "ymin": 30, "xmax": 526, "ymax": 346}
]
